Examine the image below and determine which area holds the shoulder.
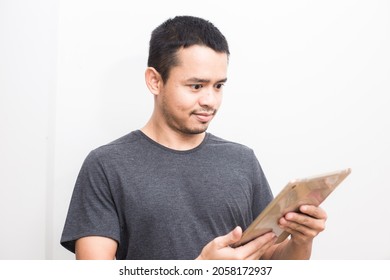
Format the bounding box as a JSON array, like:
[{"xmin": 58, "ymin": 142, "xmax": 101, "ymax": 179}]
[
  {"xmin": 206, "ymin": 133, "xmax": 255, "ymax": 155},
  {"xmin": 87, "ymin": 130, "xmax": 144, "ymax": 161},
  {"xmin": 204, "ymin": 133, "xmax": 260, "ymax": 165}
]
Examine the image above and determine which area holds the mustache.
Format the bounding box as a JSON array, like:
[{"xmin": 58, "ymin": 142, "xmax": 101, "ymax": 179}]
[{"xmin": 191, "ymin": 108, "xmax": 217, "ymax": 115}]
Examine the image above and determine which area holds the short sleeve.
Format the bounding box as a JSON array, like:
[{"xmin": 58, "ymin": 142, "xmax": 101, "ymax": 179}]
[{"xmin": 60, "ymin": 150, "xmax": 120, "ymax": 253}]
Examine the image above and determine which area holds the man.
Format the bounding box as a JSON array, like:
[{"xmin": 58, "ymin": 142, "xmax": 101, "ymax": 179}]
[{"xmin": 61, "ymin": 15, "xmax": 327, "ymax": 260}]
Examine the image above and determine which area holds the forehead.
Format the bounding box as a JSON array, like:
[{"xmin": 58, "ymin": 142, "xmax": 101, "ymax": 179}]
[{"xmin": 170, "ymin": 45, "xmax": 228, "ymax": 81}]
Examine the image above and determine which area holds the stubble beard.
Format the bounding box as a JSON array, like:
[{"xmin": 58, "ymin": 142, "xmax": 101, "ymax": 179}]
[
  {"xmin": 162, "ymin": 106, "xmax": 216, "ymax": 135},
  {"xmin": 165, "ymin": 112, "xmax": 210, "ymax": 135}
]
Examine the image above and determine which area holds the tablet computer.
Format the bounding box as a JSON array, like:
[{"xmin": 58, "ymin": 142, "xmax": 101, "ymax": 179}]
[{"xmin": 232, "ymin": 168, "xmax": 352, "ymax": 248}]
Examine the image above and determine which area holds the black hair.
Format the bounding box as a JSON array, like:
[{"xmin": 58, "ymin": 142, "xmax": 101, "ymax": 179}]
[{"xmin": 147, "ymin": 15, "xmax": 230, "ymax": 82}]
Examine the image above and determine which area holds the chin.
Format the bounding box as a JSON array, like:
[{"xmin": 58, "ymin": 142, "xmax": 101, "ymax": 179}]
[{"xmin": 181, "ymin": 125, "xmax": 209, "ymax": 135}]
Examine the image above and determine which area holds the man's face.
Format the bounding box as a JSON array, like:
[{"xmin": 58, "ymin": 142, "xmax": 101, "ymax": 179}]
[{"xmin": 157, "ymin": 45, "xmax": 228, "ymax": 135}]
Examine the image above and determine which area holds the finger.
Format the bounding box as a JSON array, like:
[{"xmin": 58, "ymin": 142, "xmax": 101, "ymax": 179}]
[
  {"xmin": 299, "ymin": 205, "xmax": 327, "ymax": 220},
  {"xmin": 214, "ymin": 226, "xmax": 242, "ymax": 248},
  {"xmin": 284, "ymin": 209, "xmax": 326, "ymax": 231},
  {"xmin": 245, "ymin": 236, "xmax": 277, "ymax": 260},
  {"xmin": 279, "ymin": 216, "xmax": 322, "ymax": 240},
  {"xmin": 280, "ymin": 217, "xmax": 315, "ymax": 235},
  {"xmin": 235, "ymin": 232, "xmax": 276, "ymax": 259}
]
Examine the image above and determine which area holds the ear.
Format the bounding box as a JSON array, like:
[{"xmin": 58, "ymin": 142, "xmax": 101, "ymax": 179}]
[{"xmin": 145, "ymin": 67, "xmax": 163, "ymax": 96}]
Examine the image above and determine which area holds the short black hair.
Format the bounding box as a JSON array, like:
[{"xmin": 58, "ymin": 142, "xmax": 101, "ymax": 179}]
[{"xmin": 147, "ymin": 15, "xmax": 230, "ymax": 83}]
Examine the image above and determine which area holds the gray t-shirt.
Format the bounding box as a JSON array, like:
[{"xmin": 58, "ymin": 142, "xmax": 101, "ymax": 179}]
[{"xmin": 61, "ymin": 130, "xmax": 273, "ymax": 259}]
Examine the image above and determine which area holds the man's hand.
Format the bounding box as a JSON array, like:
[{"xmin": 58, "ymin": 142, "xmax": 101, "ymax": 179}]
[
  {"xmin": 195, "ymin": 226, "xmax": 277, "ymax": 260},
  {"xmin": 279, "ymin": 205, "xmax": 327, "ymax": 245}
]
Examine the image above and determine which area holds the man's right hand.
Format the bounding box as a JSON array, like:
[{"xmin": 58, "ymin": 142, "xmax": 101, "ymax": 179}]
[{"xmin": 195, "ymin": 226, "xmax": 277, "ymax": 260}]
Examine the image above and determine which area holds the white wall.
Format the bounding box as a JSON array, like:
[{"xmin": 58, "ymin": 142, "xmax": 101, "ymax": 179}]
[
  {"xmin": 1, "ymin": 0, "xmax": 389, "ymax": 260},
  {"xmin": 0, "ymin": 0, "xmax": 58, "ymax": 259}
]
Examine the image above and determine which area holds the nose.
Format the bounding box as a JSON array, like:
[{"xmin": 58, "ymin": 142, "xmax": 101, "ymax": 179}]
[{"xmin": 198, "ymin": 87, "xmax": 220, "ymax": 109}]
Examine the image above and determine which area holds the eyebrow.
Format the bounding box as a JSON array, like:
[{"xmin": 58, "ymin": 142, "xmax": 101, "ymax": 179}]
[{"xmin": 186, "ymin": 77, "xmax": 228, "ymax": 84}]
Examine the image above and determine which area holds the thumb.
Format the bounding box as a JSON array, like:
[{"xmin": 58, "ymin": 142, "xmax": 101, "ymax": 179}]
[{"xmin": 216, "ymin": 226, "xmax": 243, "ymax": 248}]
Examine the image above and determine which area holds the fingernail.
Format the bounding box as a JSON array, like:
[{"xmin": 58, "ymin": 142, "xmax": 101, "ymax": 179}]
[{"xmin": 286, "ymin": 213, "xmax": 294, "ymax": 220}]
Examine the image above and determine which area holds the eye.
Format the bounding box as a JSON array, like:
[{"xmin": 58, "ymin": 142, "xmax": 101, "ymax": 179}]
[
  {"xmin": 190, "ymin": 84, "xmax": 203, "ymax": 90},
  {"xmin": 215, "ymin": 83, "xmax": 225, "ymax": 89}
]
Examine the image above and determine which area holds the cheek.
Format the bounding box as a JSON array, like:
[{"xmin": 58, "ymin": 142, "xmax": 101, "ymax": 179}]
[
  {"xmin": 217, "ymin": 94, "xmax": 223, "ymax": 107},
  {"xmin": 162, "ymin": 92, "xmax": 193, "ymax": 115},
  {"xmin": 175, "ymin": 94, "xmax": 200, "ymax": 111}
]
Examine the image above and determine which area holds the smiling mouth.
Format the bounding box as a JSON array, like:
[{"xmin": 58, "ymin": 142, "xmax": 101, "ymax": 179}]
[{"xmin": 192, "ymin": 111, "xmax": 216, "ymax": 123}]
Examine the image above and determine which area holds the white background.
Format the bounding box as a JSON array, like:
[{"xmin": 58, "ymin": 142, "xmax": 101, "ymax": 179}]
[{"xmin": 1, "ymin": 0, "xmax": 389, "ymax": 260}]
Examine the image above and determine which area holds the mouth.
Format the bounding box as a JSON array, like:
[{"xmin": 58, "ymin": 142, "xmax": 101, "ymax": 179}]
[{"xmin": 192, "ymin": 111, "xmax": 216, "ymax": 123}]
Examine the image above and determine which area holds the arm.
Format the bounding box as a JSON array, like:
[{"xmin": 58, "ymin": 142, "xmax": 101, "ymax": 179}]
[
  {"xmin": 75, "ymin": 236, "xmax": 118, "ymax": 260},
  {"xmin": 262, "ymin": 205, "xmax": 327, "ymax": 260}
]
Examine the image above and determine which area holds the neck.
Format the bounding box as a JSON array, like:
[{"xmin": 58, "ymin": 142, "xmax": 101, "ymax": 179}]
[{"xmin": 141, "ymin": 119, "xmax": 206, "ymax": 151}]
